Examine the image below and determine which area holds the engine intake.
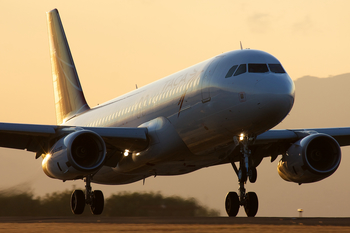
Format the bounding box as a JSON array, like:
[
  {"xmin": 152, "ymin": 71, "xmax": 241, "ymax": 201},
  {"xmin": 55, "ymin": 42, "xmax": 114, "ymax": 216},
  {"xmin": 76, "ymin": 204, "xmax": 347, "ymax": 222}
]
[
  {"xmin": 277, "ymin": 133, "xmax": 341, "ymax": 184},
  {"xmin": 70, "ymin": 133, "xmax": 104, "ymax": 170},
  {"xmin": 42, "ymin": 130, "xmax": 106, "ymax": 180}
]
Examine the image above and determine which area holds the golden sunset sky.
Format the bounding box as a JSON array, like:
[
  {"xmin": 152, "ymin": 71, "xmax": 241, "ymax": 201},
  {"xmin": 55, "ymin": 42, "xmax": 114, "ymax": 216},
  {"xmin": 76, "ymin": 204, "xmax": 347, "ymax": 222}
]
[
  {"xmin": 0, "ymin": 0, "xmax": 349, "ymax": 217},
  {"xmin": 0, "ymin": 0, "xmax": 349, "ymax": 124}
]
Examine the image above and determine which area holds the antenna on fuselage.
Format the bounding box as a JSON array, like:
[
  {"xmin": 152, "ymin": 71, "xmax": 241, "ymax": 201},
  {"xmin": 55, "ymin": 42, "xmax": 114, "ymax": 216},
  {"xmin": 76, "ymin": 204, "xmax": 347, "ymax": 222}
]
[
  {"xmin": 240, "ymin": 41, "xmax": 243, "ymax": 50},
  {"xmin": 136, "ymin": 84, "xmax": 138, "ymax": 89}
]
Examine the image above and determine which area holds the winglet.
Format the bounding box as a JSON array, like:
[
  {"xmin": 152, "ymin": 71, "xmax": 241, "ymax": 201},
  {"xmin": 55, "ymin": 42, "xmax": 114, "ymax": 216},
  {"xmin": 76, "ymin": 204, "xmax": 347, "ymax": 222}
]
[{"xmin": 47, "ymin": 9, "xmax": 90, "ymax": 125}]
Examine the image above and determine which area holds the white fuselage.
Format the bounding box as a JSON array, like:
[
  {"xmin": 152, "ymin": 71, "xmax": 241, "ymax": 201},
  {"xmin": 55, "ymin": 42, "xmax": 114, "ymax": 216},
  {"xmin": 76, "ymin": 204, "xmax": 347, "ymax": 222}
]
[{"xmin": 64, "ymin": 49, "xmax": 295, "ymax": 185}]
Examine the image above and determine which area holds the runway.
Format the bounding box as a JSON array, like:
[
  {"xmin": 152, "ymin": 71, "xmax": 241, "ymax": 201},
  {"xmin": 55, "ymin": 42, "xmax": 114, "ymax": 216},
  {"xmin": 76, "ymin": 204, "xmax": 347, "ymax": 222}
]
[{"xmin": 0, "ymin": 217, "xmax": 349, "ymax": 233}]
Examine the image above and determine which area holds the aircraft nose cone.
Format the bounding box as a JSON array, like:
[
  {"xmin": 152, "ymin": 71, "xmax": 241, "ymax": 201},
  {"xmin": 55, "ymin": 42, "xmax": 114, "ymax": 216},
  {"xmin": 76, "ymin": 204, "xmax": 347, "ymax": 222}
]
[{"xmin": 253, "ymin": 75, "xmax": 295, "ymax": 128}]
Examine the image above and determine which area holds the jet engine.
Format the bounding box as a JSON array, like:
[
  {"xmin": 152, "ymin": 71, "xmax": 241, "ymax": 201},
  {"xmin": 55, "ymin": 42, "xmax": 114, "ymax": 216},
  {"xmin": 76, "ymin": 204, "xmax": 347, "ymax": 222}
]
[
  {"xmin": 277, "ymin": 133, "xmax": 341, "ymax": 184},
  {"xmin": 42, "ymin": 130, "xmax": 106, "ymax": 180}
]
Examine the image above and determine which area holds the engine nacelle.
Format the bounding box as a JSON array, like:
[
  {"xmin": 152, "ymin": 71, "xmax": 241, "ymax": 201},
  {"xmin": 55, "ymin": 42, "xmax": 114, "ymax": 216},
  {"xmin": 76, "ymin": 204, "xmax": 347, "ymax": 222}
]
[
  {"xmin": 42, "ymin": 130, "xmax": 106, "ymax": 180},
  {"xmin": 277, "ymin": 133, "xmax": 341, "ymax": 184}
]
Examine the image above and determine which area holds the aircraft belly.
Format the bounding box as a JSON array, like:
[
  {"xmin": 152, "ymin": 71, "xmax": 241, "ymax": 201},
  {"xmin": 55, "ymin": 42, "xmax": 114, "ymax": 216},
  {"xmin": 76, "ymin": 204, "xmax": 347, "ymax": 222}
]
[
  {"xmin": 92, "ymin": 114, "xmax": 228, "ymax": 184},
  {"xmin": 101, "ymin": 117, "xmax": 195, "ymax": 176},
  {"xmin": 92, "ymin": 166, "xmax": 147, "ymax": 185},
  {"xmin": 92, "ymin": 152, "xmax": 224, "ymax": 185}
]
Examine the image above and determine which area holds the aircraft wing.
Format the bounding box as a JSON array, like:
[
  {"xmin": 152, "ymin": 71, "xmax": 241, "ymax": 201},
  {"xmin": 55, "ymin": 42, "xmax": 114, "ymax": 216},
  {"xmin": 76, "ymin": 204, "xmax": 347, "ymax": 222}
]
[
  {"xmin": 2, "ymin": 121, "xmax": 350, "ymax": 163},
  {"xmin": 0, "ymin": 122, "xmax": 148, "ymax": 158},
  {"xmin": 256, "ymin": 128, "xmax": 350, "ymax": 146},
  {"xmin": 252, "ymin": 127, "xmax": 350, "ymax": 163}
]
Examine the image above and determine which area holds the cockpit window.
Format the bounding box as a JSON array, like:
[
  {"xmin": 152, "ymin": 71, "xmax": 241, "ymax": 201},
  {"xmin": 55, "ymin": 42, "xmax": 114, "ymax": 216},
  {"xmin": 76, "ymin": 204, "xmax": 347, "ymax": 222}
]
[
  {"xmin": 268, "ymin": 64, "xmax": 286, "ymax": 73},
  {"xmin": 248, "ymin": 64, "xmax": 269, "ymax": 73},
  {"xmin": 234, "ymin": 64, "xmax": 247, "ymax": 76},
  {"xmin": 225, "ymin": 65, "xmax": 238, "ymax": 78}
]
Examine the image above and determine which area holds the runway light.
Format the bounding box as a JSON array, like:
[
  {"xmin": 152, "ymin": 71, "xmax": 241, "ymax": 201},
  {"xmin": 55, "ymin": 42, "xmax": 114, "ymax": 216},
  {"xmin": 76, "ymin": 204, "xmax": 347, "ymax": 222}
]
[
  {"xmin": 298, "ymin": 208, "xmax": 303, "ymax": 218},
  {"xmin": 124, "ymin": 149, "xmax": 130, "ymax": 157},
  {"xmin": 239, "ymin": 133, "xmax": 244, "ymax": 141}
]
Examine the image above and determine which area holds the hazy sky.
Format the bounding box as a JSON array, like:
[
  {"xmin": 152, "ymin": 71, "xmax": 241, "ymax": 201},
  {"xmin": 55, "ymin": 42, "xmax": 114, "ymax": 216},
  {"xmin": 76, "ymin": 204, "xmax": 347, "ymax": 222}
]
[{"xmin": 0, "ymin": 0, "xmax": 349, "ymax": 217}]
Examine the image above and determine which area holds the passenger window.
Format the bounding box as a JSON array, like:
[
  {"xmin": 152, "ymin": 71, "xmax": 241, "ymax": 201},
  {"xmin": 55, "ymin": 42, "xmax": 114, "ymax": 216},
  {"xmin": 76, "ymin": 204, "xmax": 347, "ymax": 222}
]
[
  {"xmin": 225, "ymin": 65, "xmax": 238, "ymax": 78},
  {"xmin": 248, "ymin": 64, "xmax": 269, "ymax": 73},
  {"xmin": 268, "ymin": 64, "xmax": 286, "ymax": 73},
  {"xmin": 234, "ymin": 64, "xmax": 247, "ymax": 76}
]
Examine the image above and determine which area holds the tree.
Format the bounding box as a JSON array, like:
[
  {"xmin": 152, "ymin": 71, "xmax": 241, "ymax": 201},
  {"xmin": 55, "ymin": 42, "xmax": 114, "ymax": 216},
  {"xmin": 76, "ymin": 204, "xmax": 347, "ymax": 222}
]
[
  {"xmin": 104, "ymin": 191, "xmax": 219, "ymax": 217},
  {"xmin": 0, "ymin": 189, "xmax": 220, "ymax": 216}
]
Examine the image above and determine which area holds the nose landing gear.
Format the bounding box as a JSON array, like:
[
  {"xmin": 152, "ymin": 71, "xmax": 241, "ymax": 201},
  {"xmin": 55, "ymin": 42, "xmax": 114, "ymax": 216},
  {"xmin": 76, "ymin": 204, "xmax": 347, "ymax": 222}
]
[
  {"xmin": 225, "ymin": 135, "xmax": 259, "ymax": 217},
  {"xmin": 70, "ymin": 175, "xmax": 104, "ymax": 215}
]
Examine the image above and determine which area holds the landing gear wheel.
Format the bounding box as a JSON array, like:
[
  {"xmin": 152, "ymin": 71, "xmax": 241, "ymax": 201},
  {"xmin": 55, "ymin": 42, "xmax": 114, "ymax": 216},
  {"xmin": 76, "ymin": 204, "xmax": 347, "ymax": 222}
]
[
  {"xmin": 225, "ymin": 192, "xmax": 240, "ymax": 217},
  {"xmin": 248, "ymin": 167, "xmax": 257, "ymax": 183},
  {"xmin": 244, "ymin": 192, "xmax": 258, "ymax": 217},
  {"xmin": 71, "ymin": 190, "xmax": 85, "ymax": 214},
  {"xmin": 90, "ymin": 190, "xmax": 104, "ymax": 215}
]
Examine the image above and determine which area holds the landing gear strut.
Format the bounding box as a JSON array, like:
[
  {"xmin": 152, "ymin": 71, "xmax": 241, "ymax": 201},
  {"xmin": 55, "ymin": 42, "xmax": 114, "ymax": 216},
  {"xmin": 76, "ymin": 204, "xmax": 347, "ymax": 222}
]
[
  {"xmin": 70, "ymin": 175, "xmax": 104, "ymax": 215},
  {"xmin": 225, "ymin": 135, "xmax": 259, "ymax": 217}
]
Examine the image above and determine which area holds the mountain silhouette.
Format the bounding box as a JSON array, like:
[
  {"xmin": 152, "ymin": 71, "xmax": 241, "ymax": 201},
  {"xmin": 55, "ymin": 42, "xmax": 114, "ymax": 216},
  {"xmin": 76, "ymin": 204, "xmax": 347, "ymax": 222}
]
[{"xmin": 277, "ymin": 73, "xmax": 350, "ymax": 129}]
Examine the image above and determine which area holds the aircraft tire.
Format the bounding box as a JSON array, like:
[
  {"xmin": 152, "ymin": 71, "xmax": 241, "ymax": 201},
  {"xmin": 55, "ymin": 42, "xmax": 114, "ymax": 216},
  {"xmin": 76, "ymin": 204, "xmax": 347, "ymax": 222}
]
[
  {"xmin": 249, "ymin": 167, "xmax": 257, "ymax": 183},
  {"xmin": 90, "ymin": 190, "xmax": 104, "ymax": 215},
  {"xmin": 244, "ymin": 192, "xmax": 258, "ymax": 217},
  {"xmin": 71, "ymin": 190, "xmax": 85, "ymax": 215},
  {"xmin": 225, "ymin": 192, "xmax": 240, "ymax": 217}
]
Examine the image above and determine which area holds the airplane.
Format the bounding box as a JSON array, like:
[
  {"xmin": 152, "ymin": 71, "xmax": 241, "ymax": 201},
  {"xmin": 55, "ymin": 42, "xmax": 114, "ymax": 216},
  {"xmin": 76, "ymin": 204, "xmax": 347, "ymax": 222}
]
[{"xmin": 0, "ymin": 8, "xmax": 348, "ymax": 217}]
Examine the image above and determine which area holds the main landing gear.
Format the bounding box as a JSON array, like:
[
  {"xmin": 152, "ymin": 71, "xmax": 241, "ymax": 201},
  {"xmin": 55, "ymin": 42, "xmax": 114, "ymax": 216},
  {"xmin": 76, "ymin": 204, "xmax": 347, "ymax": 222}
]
[
  {"xmin": 225, "ymin": 135, "xmax": 259, "ymax": 217},
  {"xmin": 71, "ymin": 175, "xmax": 104, "ymax": 215}
]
